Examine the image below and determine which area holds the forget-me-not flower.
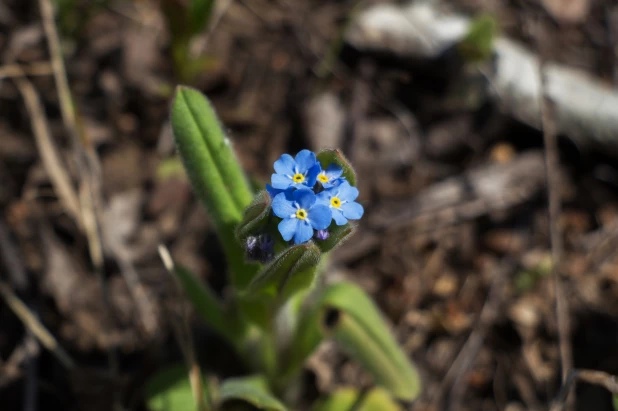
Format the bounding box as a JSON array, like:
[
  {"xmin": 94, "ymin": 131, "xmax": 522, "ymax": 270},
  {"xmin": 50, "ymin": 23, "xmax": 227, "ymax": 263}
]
[
  {"xmin": 271, "ymin": 150, "xmax": 321, "ymax": 191},
  {"xmin": 316, "ymin": 181, "xmax": 364, "ymax": 226},
  {"xmin": 266, "ymin": 184, "xmax": 285, "ymax": 199},
  {"xmin": 272, "ymin": 189, "xmax": 331, "ymax": 244},
  {"xmin": 316, "ymin": 163, "xmax": 345, "ymax": 189}
]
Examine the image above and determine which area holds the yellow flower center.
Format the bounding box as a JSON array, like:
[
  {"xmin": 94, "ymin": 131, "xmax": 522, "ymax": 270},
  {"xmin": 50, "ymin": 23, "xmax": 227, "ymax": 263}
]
[
  {"xmin": 293, "ymin": 173, "xmax": 305, "ymax": 183},
  {"xmin": 318, "ymin": 174, "xmax": 329, "ymax": 183},
  {"xmin": 330, "ymin": 197, "xmax": 341, "ymax": 208},
  {"xmin": 296, "ymin": 209, "xmax": 308, "ymax": 220}
]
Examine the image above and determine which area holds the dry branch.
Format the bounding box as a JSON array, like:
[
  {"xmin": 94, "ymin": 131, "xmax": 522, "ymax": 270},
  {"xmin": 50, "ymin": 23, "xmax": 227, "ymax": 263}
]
[
  {"xmin": 38, "ymin": 0, "xmax": 159, "ymax": 343},
  {"xmin": 0, "ymin": 282, "xmax": 75, "ymax": 369},
  {"xmin": 550, "ymin": 369, "xmax": 618, "ymax": 411},
  {"xmin": 13, "ymin": 75, "xmax": 82, "ymax": 225},
  {"xmin": 370, "ymin": 151, "xmax": 546, "ymax": 231},
  {"xmin": 535, "ymin": 21, "xmax": 573, "ymax": 406},
  {"xmin": 346, "ymin": 2, "xmax": 618, "ymax": 155}
]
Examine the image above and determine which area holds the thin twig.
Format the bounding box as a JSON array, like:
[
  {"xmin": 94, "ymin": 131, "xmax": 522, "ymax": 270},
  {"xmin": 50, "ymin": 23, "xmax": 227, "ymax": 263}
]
[
  {"xmin": 202, "ymin": 0, "xmax": 235, "ymax": 48},
  {"xmin": 158, "ymin": 245, "xmax": 208, "ymax": 411},
  {"xmin": 37, "ymin": 0, "xmax": 122, "ymax": 402},
  {"xmin": 0, "ymin": 219, "xmax": 28, "ymax": 290},
  {"xmin": 39, "ymin": 0, "xmax": 156, "ymax": 376},
  {"xmin": 13, "ymin": 75, "xmax": 82, "ymax": 225},
  {"xmin": 535, "ymin": 19, "xmax": 573, "ymax": 393},
  {"xmin": 0, "ymin": 62, "xmax": 53, "ymax": 79},
  {"xmin": 0, "ymin": 336, "xmax": 40, "ymax": 388},
  {"xmin": 550, "ymin": 369, "xmax": 618, "ymax": 411},
  {"xmin": 38, "ymin": 0, "xmax": 76, "ymax": 132},
  {"xmin": 0, "ymin": 282, "xmax": 75, "ymax": 369},
  {"xmin": 438, "ymin": 259, "xmax": 515, "ymax": 411}
]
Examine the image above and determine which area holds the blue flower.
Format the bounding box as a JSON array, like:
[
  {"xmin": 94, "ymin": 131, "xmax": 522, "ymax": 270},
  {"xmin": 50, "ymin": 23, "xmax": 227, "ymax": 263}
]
[
  {"xmin": 272, "ymin": 189, "xmax": 332, "ymax": 244},
  {"xmin": 316, "ymin": 181, "xmax": 364, "ymax": 225},
  {"xmin": 266, "ymin": 184, "xmax": 284, "ymax": 199},
  {"xmin": 316, "ymin": 163, "xmax": 345, "ymax": 188},
  {"xmin": 271, "ymin": 150, "xmax": 321, "ymax": 191}
]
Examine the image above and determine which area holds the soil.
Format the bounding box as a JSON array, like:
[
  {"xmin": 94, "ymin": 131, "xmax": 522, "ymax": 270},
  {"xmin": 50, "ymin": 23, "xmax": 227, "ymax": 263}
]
[{"xmin": 2, "ymin": 0, "xmax": 618, "ymax": 410}]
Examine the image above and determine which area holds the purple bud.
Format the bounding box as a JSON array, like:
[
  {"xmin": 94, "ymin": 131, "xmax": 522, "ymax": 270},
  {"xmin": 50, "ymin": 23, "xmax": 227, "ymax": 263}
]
[
  {"xmin": 314, "ymin": 229, "xmax": 329, "ymax": 241},
  {"xmin": 258, "ymin": 234, "xmax": 274, "ymax": 252},
  {"xmin": 245, "ymin": 236, "xmax": 258, "ymax": 251}
]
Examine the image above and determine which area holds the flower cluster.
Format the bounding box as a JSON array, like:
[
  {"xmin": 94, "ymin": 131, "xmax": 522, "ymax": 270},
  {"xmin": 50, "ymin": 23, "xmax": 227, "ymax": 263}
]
[{"xmin": 268, "ymin": 150, "xmax": 364, "ymax": 245}]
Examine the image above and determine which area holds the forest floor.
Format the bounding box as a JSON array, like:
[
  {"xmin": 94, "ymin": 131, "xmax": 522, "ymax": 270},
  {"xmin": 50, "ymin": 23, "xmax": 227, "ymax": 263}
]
[{"xmin": 2, "ymin": 0, "xmax": 618, "ymax": 410}]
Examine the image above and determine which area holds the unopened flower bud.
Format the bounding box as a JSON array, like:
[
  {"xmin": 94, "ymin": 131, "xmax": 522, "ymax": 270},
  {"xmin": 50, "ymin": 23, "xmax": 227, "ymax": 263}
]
[{"xmin": 314, "ymin": 229, "xmax": 329, "ymax": 241}]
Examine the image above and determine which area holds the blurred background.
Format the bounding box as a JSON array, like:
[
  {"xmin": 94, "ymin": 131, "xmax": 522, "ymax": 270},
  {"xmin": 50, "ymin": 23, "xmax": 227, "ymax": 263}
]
[{"xmin": 2, "ymin": 0, "xmax": 618, "ymax": 410}]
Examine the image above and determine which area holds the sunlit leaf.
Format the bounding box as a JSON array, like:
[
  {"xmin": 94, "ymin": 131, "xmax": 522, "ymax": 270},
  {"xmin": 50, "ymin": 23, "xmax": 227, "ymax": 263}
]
[
  {"xmin": 219, "ymin": 375, "xmax": 287, "ymax": 411},
  {"xmin": 171, "ymin": 86, "xmax": 257, "ymax": 288},
  {"xmin": 313, "ymin": 388, "xmax": 402, "ymax": 411},
  {"xmin": 458, "ymin": 14, "xmax": 497, "ymax": 63},
  {"xmin": 285, "ymin": 282, "xmax": 422, "ymax": 401},
  {"xmin": 146, "ymin": 364, "xmax": 209, "ymax": 411}
]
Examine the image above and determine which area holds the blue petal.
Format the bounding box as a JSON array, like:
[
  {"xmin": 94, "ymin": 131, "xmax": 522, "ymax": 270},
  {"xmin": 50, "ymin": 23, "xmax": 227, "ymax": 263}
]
[
  {"xmin": 322, "ymin": 177, "xmax": 345, "ymax": 189},
  {"xmin": 324, "ymin": 164, "xmax": 343, "ymax": 179},
  {"xmin": 271, "ymin": 173, "xmax": 292, "ymax": 190},
  {"xmin": 293, "ymin": 189, "xmax": 316, "ymax": 209},
  {"xmin": 305, "ymin": 164, "xmax": 321, "ymax": 187},
  {"xmin": 274, "ymin": 154, "xmax": 296, "ymax": 175},
  {"xmin": 266, "ymin": 184, "xmax": 282, "ymax": 198},
  {"xmin": 293, "ymin": 220, "xmax": 314, "ymax": 244},
  {"xmin": 332, "ymin": 209, "xmax": 348, "ymax": 225},
  {"xmin": 272, "ymin": 192, "xmax": 296, "ymax": 218},
  {"xmin": 308, "ymin": 205, "xmax": 332, "ymax": 230},
  {"xmin": 336, "ymin": 181, "xmax": 359, "ymax": 202},
  {"xmin": 294, "ymin": 150, "xmax": 317, "ymax": 173},
  {"xmin": 315, "ymin": 190, "xmax": 331, "ymax": 206},
  {"xmin": 341, "ymin": 201, "xmax": 364, "ymax": 220},
  {"xmin": 278, "ymin": 218, "xmax": 298, "ymax": 241}
]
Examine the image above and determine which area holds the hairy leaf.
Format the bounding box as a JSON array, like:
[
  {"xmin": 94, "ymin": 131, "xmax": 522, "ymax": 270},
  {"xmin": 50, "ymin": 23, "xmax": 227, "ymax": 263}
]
[
  {"xmin": 172, "ymin": 86, "xmax": 257, "ymax": 288},
  {"xmin": 315, "ymin": 223, "xmax": 356, "ymax": 253},
  {"xmin": 245, "ymin": 243, "xmax": 321, "ymax": 302},
  {"xmin": 236, "ymin": 191, "xmax": 272, "ymax": 241}
]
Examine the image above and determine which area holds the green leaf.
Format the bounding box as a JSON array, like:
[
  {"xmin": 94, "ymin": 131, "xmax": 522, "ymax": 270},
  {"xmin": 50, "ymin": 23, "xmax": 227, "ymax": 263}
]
[
  {"xmin": 219, "ymin": 375, "xmax": 287, "ymax": 411},
  {"xmin": 312, "ymin": 388, "xmax": 402, "ymax": 411},
  {"xmin": 156, "ymin": 157, "xmax": 187, "ymax": 182},
  {"xmin": 315, "ymin": 223, "xmax": 356, "ymax": 253},
  {"xmin": 145, "ymin": 364, "xmax": 209, "ymax": 411},
  {"xmin": 183, "ymin": 54, "xmax": 221, "ymax": 83},
  {"xmin": 316, "ymin": 149, "xmax": 357, "ymax": 187},
  {"xmin": 458, "ymin": 14, "xmax": 497, "ymax": 63},
  {"xmin": 284, "ymin": 282, "xmax": 421, "ymax": 401},
  {"xmin": 174, "ymin": 266, "xmax": 246, "ymax": 347},
  {"xmin": 188, "ymin": 0, "xmax": 216, "ymax": 36},
  {"xmin": 236, "ymin": 191, "xmax": 272, "ymax": 241},
  {"xmin": 245, "ymin": 243, "xmax": 321, "ymax": 303},
  {"xmin": 172, "ymin": 86, "xmax": 257, "ymax": 289}
]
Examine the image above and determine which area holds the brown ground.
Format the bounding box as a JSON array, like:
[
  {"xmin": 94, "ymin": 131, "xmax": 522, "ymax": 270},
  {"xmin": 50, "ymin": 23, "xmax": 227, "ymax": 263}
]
[{"xmin": 2, "ymin": 0, "xmax": 618, "ymax": 410}]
